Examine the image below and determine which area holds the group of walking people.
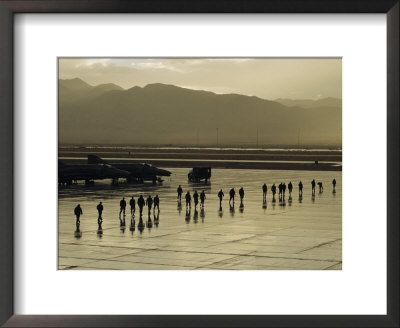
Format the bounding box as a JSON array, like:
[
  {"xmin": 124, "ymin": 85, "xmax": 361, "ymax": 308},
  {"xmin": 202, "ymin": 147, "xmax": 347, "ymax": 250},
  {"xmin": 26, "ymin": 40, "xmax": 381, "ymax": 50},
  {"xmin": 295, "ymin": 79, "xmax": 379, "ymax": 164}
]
[
  {"xmin": 177, "ymin": 185, "xmax": 207, "ymax": 210},
  {"xmin": 216, "ymin": 187, "xmax": 245, "ymax": 209},
  {"xmin": 73, "ymin": 194, "xmax": 162, "ymax": 232},
  {"xmin": 263, "ymin": 182, "xmax": 295, "ymax": 200},
  {"xmin": 261, "ymin": 178, "xmax": 337, "ymax": 200},
  {"xmin": 119, "ymin": 195, "xmax": 160, "ymax": 217},
  {"xmin": 73, "ymin": 178, "xmax": 338, "ymax": 231}
]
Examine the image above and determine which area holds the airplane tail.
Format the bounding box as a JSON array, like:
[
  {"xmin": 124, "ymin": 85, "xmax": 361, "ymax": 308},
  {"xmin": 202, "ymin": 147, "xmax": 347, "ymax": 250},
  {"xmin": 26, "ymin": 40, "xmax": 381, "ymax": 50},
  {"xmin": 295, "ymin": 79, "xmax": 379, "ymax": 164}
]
[{"xmin": 88, "ymin": 155, "xmax": 108, "ymax": 165}]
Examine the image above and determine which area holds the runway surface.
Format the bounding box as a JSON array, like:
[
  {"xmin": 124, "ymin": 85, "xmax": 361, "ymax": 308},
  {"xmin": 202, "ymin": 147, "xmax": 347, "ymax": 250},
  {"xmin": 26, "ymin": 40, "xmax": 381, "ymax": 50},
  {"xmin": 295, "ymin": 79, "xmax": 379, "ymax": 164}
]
[{"xmin": 58, "ymin": 168, "xmax": 342, "ymax": 270}]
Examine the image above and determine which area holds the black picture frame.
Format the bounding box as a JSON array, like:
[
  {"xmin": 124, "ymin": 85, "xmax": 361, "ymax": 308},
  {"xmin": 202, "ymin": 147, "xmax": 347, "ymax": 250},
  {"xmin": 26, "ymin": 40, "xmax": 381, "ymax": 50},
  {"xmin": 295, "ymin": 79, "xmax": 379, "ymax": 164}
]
[{"xmin": 0, "ymin": 1, "xmax": 398, "ymax": 327}]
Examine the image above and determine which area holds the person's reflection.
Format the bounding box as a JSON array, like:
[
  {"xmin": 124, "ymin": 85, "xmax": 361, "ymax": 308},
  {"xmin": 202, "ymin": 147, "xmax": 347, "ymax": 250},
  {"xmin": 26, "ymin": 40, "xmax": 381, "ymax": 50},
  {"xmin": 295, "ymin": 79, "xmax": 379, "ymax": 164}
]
[
  {"xmin": 311, "ymin": 193, "xmax": 315, "ymax": 203},
  {"xmin": 74, "ymin": 223, "xmax": 82, "ymax": 238},
  {"xmin": 138, "ymin": 215, "xmax": 145, "ymax": 233},
  {"xmin": 229, "ymin": 204, "xmax": 235, "ymax": 217},
  {"xmin": 130, "ymin": 215, "xmax": 135, "ymax": 232},
  {"xmin": 239, "ymin": 202, "xmax": 244, "ymax": 213},
  {"xmin": 193, "ymin": 209, "xmax": 199, "ymax": 223},
  {"xmin": 279, "ymin": 195, "xmax": 286, "ymax": 207},
  {"xmin": 120, "ymin": 213, "xmax": 126, "ymax": 232},
  {"xmin": 262, "ymin": 199, "xmax": 267, "ymax": 209},
  {"xmin": 288, "ymin": 195, "xmax": 292, "ymax": 206},
  {"xmin": 185, "ymin": 208, "xmax": 191, "ymax": 223},
  {"xmin": 120, "ymin": 214, "xmax": 126, "ymax": 228},
  {"xmin": 154, "ymin": 211, "xmax": 159, "ymax": 227},
  {"xmin": 298, "ymin": 195, "xmax": 303, "ymax": 203},
  {"xmin": 200, "ymin": 208, "xmax": 205, "ymax": 222},
  {"xmin": 218, "ymin": 209, "xmax": 223, "ymax": 218},
  {"xmin": 177, "ymin": 200, "xmax": 182, "ymax": 215},
  {"xmin": 146, "ymin": 213, "xmax": 152, "ymax": 228}
]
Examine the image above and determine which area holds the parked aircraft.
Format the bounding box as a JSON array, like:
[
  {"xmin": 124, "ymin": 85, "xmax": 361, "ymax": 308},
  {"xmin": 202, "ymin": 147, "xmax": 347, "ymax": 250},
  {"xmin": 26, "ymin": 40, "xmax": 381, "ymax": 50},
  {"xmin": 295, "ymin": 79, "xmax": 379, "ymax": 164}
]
[
  {"xmin": 58, "ymin": 161, "xmax": 130, "ymax": 185},
  {"xmin": 87, "ymin": 155, "xmax": 171, "ymax": 183}
]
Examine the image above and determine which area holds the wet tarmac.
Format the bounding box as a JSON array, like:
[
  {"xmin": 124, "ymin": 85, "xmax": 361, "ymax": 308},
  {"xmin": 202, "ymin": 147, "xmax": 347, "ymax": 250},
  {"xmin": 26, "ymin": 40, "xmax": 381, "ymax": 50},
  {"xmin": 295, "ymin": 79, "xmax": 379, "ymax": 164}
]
[{"xmin": 58, "ymin": 168, "xmax": 341, "ymax": 270}]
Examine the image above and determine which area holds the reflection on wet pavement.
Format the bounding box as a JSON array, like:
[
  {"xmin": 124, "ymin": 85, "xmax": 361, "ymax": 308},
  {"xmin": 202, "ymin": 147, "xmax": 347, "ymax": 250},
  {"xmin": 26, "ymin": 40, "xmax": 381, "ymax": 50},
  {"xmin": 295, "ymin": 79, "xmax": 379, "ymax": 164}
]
[{"xmin": 59, "ymin": 168, "xmax": 341, "ymax": 270}]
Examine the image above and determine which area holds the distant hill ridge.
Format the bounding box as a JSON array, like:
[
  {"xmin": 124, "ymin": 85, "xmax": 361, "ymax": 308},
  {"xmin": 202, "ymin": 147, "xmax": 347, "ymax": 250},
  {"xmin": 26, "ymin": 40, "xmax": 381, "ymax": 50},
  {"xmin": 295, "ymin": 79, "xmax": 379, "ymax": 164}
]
[
  {"xmin": 60, "ymin": 78, "xmax": 341, "ymax": 105},
  {"xmin": 59, "ymin": 78, "xmax": 342, "ymax": 146}
]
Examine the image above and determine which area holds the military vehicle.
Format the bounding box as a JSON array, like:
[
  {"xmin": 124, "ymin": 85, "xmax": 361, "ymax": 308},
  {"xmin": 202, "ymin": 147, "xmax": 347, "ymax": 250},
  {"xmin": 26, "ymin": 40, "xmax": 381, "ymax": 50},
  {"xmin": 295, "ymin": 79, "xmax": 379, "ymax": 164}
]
[{"xmin": 188, "ymin": 167, "xmax": 211, "ymax": 182}]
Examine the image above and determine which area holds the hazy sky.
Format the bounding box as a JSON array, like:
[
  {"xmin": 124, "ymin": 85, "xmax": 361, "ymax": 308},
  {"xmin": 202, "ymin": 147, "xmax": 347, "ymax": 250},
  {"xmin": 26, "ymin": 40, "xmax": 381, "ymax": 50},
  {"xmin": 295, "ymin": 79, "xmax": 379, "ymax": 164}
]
[{"xmin": 59, "ymin": 58, "xmax": 341, "ymax": 100}]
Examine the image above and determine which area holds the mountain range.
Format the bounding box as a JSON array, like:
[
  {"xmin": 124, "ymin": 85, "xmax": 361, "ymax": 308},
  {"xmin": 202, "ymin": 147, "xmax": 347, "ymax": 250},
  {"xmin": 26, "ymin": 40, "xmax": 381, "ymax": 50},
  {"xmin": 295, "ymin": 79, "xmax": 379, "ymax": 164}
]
[{"xmin": 59, "ymin": 78, "xmax": 342, "ymax": 147}]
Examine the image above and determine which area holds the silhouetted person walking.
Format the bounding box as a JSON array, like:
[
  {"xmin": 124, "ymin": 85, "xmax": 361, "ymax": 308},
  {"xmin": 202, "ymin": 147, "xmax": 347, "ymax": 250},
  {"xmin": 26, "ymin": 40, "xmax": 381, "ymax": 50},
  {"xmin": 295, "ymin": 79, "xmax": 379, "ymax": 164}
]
[
  {"xmin": 332, "ymin": 178, "xmax": 336, "ymax": 192},
  {"xmin": 299, "ymin": 181, "xmax": 303, "ymax": 196},
  {"xmin": 282, "ymin": 183, "xmax": 286, "ymax": 197},
  {"xmin": 97, "ymin": 202, "xmax": 103, "ymax": 227},
  {"xmin": 193, "ymin": 191, "xmax": 199, "ymax": 209},
  {"xmin": 288, "ymin": 182, "xmax": 293, "ymax": 195},
  {"xmin": 262, "ymin": 183, "xmax": 267, "ymax": 200},
  {"xmin": 185, "ymin": 191, "xmax": 191, "ymax": 208},
  {"xmin": 130, "ymin": 196, "xmax": 135, "ymax": 215},
  {"xmin": 154, "ymin": 195, "xmax": 160, "ymax": 212},
  {"xmin": 138, "ymin": 195, "xmax": 145, "ymax": 216},
  {"xmin": 278, "ymin": 183, "xmax": 283, "ymax": 196},
  {"xmin": 271, "ymin": 184, "xmax": 277, "ymax": 198},
  {"xmin": 200, "ymin": 190, "xmax": 206, "ymax": 207},
  {"xmin": 74, "ymin": 204, "xmax": 82, "ymax": 228},
  {"xmin": 229, "ymin": 188, "xmax": 235, "ymax": 205},
  {"xmin": 97, "ymin": 202, "xmax": 103, "ymax": 217},
  {"xmin": 318, "ymin": 182, "xmax": 323, "ymax": 193},
  {"xmin": 119, "ymin": 197, "xmax": 126, "ymax": 216},
  {"xmin": 218, "ymin": 189, "xmax": 224, "ymax": 208},
  {"xmin": 239, "ymin": 187, "xmax": 244, "ymax": 202},
  {"xmin": 177, "ymin": 185, "xmax": 183, "ymax": 201},
  {"xmin": 146, "ymin": 195, "xmax": 153, "ymax": 214},
  {"xmin": 311, "ymin": 179, "xmax": 316, "ymax": 194}
]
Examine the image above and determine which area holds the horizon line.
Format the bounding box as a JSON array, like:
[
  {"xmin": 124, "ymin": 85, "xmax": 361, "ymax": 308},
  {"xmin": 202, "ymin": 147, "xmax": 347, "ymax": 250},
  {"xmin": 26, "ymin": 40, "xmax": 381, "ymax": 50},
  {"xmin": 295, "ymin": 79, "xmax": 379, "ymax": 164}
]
[{"xmin": 59, "ymin": 77, "xmax": 342, "ymax": 102}]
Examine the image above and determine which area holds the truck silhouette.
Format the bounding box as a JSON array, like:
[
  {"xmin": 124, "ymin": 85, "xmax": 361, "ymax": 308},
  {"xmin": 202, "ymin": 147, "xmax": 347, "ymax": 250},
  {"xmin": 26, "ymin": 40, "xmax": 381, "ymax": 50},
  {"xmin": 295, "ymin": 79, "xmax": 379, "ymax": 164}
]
[{"xmin": 188, "ymin": 167, "xmax": 211, "ymax": 182}]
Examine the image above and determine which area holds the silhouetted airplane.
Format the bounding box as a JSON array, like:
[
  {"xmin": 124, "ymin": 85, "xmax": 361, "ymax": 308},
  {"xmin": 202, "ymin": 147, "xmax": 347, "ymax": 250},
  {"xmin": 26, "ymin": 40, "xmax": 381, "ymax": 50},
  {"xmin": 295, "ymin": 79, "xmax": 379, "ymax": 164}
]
[
  {"xmin": 58, "ymin": 161, "xmax": 130, "ymax": 185},
  {"xmin": 87, "ymin": 155, "xmax": 171, "ymax": 183}
]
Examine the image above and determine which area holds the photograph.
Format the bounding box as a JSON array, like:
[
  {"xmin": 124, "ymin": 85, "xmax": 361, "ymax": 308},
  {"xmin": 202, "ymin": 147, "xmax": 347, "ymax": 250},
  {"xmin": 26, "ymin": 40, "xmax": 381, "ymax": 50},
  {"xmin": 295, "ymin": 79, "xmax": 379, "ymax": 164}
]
[{"xmin": 58, "ymin": 58, "xmax": 342, "ymax": 270}]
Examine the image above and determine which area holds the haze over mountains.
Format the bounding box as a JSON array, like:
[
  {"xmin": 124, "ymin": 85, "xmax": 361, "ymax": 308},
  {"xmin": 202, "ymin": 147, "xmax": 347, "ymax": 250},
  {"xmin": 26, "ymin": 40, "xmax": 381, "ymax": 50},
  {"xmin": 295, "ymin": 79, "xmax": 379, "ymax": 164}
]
[
  {"xmin": 274, "ymin": 97, "xmax": 342, "ymax": 109},
  {"xmin": 59, "ymin": 78, "xmax": 342, "ymax": 147}
]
